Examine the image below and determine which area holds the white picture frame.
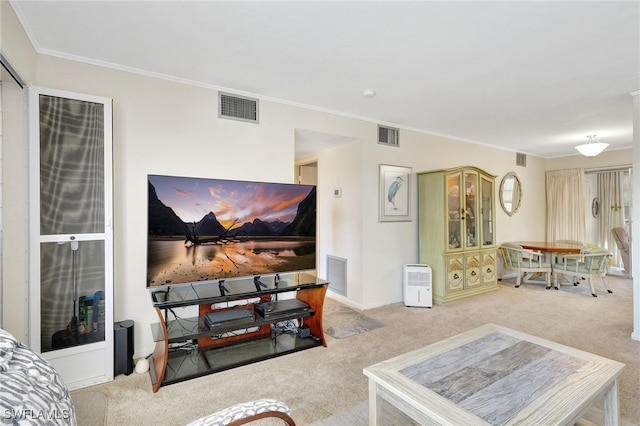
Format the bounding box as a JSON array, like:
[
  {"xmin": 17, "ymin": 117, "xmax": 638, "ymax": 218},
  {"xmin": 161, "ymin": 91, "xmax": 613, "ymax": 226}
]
[{"xmin": 379, "ymin": 164, "xmax": 412, "ymax": 222}]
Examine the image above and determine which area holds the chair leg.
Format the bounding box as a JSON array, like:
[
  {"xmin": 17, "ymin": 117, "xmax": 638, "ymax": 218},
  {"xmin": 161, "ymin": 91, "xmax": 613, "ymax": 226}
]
[
  {"xmin": 602, "ymin": 277, "xmax": 613, "ymax": 294},
  {"xmin": 545, "ymin": 271, "xmax": 551, "ymax": 290},
  {"xmin": 588, "ymin": 277, "xmax": 597, "ymax": 297},
  {"xmin": 515, "ymin": 272, "xmax": 522, "ymax": 288},
  {"xmin": 553, "ymin": 272, "xmax": 559, "ymax": 290}
]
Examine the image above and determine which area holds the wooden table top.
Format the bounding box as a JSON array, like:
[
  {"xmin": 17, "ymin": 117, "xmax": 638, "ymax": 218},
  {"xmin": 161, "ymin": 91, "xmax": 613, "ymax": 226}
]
[
  {"xmin": 364, "ymin": 323, "xmax": 624, "ymax": 425},
  {"xmin": 511, "ymin": 241, "xmax": 583, "ymax": 253}
]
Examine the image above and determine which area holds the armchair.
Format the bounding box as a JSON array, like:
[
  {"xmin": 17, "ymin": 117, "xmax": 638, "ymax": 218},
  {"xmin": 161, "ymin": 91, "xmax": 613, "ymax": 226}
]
[
  {"xmin": 185, "ymin": 399, "xmax": 295, "ymax": 426},
  {"xmin": 500, "ymin": 242, "xmax": 552, "ymax": 289},
  {"xmin": 553, "ymin": 248, "xmax": 613, "ymax": 297},
  {"xmin": 0, "ymin": 327, "xmax": 77, "ymax": 425}
]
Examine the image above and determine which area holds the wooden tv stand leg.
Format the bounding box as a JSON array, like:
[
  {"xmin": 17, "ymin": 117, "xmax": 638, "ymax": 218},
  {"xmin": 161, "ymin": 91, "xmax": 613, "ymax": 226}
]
[
  {"xmin": 296, "ymin": 283, "xmax": 328, "ymax": 347},
  {"xmin": 149, "ymin": 307, "xmax": 168, "ymax": 393}
]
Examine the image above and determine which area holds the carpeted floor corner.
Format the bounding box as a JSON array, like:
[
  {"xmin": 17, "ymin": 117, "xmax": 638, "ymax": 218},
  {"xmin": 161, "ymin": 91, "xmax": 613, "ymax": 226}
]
[{"xmin": 323, "ymin": 304, "xmax": 384, "ymax": 339}]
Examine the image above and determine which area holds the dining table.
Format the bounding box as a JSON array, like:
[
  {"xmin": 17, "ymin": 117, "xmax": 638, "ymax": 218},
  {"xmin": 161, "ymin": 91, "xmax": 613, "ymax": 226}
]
[
  {"xmin": 511, "ymin": 241, "xmax": 584, "ymax": 255},
  {"xmin": 505, "ymin": 241, "xmax": 585, "ymax": 287}
]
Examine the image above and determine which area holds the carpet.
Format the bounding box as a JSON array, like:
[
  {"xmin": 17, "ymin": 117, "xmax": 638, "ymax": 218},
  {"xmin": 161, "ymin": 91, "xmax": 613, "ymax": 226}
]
[
  {"xmin": 323, "ymin": 304, "xmax": 384, "ymax": 339},
  {"xmin": 73, "ymin": 276, "xmax": 639, "ymax": 425},
  {"xmin": 307, "ymin": 400, "xmax": 415, "ymax": 425},
  {"xmin": 71, "ymin": 391, "xmax": 107, "ymax": 425}
]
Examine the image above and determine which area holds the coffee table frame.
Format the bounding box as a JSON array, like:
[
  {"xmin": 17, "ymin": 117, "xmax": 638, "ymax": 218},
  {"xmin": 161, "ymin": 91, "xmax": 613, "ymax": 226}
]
[{"xmin": 363, "ymin": 323, "xmax": 624, "ymax": 425}]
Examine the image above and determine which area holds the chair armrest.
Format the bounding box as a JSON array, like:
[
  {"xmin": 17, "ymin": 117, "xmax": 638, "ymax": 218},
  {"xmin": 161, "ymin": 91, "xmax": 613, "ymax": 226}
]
[
  {"xmin": 560, "ymin": 253, "xmax": 582, "ymax": 261},
  {"xmin": 186, "ymin": 399, "xmax": 295, "ymax": 426},
  {"xmin": 555, "ymin": 253, "xmax": 583, "ymax": 272},
  {"xmin": 522, "ymin": 249, "xmax": 544, "ymax": 266}
]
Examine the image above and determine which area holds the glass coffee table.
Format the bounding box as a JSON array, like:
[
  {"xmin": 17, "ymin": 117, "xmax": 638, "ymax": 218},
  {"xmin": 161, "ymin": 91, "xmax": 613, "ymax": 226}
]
[{"xmin": 363, "ymin": 323, "xmax": 624, "ymax": 425}]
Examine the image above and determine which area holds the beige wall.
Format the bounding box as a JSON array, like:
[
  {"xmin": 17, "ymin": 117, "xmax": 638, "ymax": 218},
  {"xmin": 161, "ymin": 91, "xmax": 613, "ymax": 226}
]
[{"xmin": 2, "ymin": 5, "xmax": 633, "ymax": 356}]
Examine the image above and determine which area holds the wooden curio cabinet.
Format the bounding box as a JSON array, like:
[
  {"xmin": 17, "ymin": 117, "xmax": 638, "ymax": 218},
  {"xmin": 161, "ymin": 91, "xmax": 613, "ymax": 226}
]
[{"xmin": 418, "ymin": 166, "xmax": 498, "ymax": 304}]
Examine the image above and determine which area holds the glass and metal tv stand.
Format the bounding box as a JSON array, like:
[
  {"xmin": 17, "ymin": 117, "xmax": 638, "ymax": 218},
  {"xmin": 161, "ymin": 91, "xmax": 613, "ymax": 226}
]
[{"xmin": 147, "ymin": 273, "xmax": 328, "ymax": 392}]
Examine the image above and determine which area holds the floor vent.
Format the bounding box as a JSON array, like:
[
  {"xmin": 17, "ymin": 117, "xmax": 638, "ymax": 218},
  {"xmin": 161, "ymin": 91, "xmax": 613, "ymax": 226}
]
[
  {"xmin": 219, "ymin": 92, "xmax": 259, "ymax": 123},
  {"xmin": 327, "ymin": 255, "xmax": 347, "ymax": 296},
  {"xmin": 516, "ymin": 152, "xmax": 527, "ymax": 167},
  {"xmin": 378, "ymin": 125, "xmax": 399, "ymax": 147}
]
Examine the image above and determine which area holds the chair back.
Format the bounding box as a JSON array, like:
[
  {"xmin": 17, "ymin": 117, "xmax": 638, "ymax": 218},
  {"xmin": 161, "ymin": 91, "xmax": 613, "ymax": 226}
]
[
  {"xmin": 611, "ymin": 227, "xmax": 629, "ymax": 254},
  {"xmin": 500, "ymin": 243, "xmax": 523, "ymax": 267},
  {"xmin": 554, "ymin": 239, "xmax": 584, "ymax": 246},
  {"xmin": 582, "ymin": 248, "xmax": 611, "ymax": 274}
]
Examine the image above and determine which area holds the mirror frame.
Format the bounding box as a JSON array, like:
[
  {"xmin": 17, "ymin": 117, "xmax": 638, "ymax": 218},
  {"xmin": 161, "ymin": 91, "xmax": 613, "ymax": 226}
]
[{"xmin": 499, "ymin": 172, "xmax": 522, "ymax": 216}]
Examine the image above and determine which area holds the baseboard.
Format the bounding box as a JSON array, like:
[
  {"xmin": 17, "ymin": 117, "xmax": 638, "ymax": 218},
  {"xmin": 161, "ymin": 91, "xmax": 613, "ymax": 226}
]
[
  {"xmin": 326, "ymin": 292, "xmax": 365, "ymax": 311},
  {"xmin": 326, "ymin": 291, "xmax": 403, "ymax": 311}
]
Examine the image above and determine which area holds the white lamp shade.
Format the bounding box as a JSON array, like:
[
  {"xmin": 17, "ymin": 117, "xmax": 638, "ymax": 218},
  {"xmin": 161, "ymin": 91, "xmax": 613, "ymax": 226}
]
[{"xmin": 575, "ymin": 136, "xmax": 609, "ymax": 157}]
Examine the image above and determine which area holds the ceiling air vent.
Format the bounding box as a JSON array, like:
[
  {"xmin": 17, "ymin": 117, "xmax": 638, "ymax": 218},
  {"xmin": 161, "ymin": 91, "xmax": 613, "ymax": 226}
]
[
  {"xmin": 516, "ymin": 152, "xmax": 527, "ymax": 167},
  {"xmin": 378, "ymin": 125, "xmax": 399, "ymax": 147},
  {"xmin": 219, "ymin": 92, "xmax": 259, "ymax": 123}
]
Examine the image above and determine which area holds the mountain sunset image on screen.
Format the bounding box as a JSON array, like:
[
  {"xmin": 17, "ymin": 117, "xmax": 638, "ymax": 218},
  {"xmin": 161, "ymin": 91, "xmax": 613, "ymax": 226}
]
[{"xmin": 146, "ymin": 174, "xmax": 316, "ymax": 287}]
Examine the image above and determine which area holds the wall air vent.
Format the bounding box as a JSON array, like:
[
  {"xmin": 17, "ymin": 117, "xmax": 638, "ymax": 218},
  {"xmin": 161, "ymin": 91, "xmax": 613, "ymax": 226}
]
[
  {"xmin": 327, "ymin": 255, "xmax": 347, "ymax": 296},
  {"xmin": 378, "ymin": 125, "xmax": 399, "ymax": 147},
  {"xmin": 516, "ymin": 152, "xmax": 527, "ymax": 167},
  {"xmin": 218, "ymin": 92, "xmax": 259, "ymax": 123}
]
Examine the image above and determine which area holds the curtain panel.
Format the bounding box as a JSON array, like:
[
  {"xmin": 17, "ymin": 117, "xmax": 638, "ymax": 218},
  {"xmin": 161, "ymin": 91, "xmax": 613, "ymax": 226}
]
[
  {"xmin": 546, "ymin": 169, "xmax": 586, "ymax": 243},
  {"xmin": 596, "ymin": 171, "xmax": 626, "ymax": 268}
]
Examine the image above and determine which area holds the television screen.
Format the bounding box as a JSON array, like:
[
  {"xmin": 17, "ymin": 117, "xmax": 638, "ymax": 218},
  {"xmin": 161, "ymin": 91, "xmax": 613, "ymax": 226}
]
[{"xmin": 147, "ymin": 174, "xmax": 316, "ymax": 287}]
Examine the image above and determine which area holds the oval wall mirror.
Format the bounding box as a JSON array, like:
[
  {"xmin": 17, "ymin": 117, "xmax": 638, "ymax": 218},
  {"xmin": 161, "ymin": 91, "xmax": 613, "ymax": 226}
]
[{"xmin": 499, "ymin": 172, "xmax": 522, "ymax": 216}]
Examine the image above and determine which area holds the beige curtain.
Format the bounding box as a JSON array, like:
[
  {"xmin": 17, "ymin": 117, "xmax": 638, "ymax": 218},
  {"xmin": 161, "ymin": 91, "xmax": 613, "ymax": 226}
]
[
  {"xmin": 596, "ymin": 171, "xmax": 625, "ymax": 267},
  {"xmin": 546, "ymin": 168, "xmax": 586, "ymax": 242}
]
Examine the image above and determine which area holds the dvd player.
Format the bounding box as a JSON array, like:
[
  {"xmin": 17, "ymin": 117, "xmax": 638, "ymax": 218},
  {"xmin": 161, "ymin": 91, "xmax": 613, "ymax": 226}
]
[
  {"xmin": 204, "ymin": 308, "xmax": 254, "ymax": 330},
  {"xmin": 254, "ymin": 298, "xmax": 310, "ymax": 319}
]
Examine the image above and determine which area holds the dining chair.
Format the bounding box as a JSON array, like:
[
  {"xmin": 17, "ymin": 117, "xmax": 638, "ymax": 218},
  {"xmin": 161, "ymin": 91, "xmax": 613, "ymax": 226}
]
[
  {"xmin": 552, "ymin": 239, "xmax": 584, "ymax": 264},
  {"xmin": 553, "ymin": 248, "xmax": 613, "ymax": 297},
  {"xmin": 500, "ymin": 243, "xmax": 552, "ymax": 289},
  {"xmin": 611, "ymin": 227, "xmax": 630, "ymax": 273},
  {"xmin": 554, "ymin": 239, "xmax": 584, "ymax": 245}
]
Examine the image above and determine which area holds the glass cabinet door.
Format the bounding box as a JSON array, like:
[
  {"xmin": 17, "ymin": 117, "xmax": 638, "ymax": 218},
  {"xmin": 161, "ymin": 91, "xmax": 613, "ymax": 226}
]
[
  {"xmin": 463, "ymin": 172, "xmax": 478, "ymax": 249},
  {"xmin": 446, "ymin": 173, "xmax": 462, "ymax": 249},
  {"xmin": 480, "ymin": 175, "xmax": 494, "ymax": 247},
  {"xmin": 29, "ymin": 87, "xmax": 113, "ymax": 389}
]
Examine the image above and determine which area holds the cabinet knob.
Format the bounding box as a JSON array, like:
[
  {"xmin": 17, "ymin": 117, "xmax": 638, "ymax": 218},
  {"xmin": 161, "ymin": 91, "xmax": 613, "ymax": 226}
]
[{"xmin": 470, "ymin": 271, "xmax": 477, "ymax": 276}]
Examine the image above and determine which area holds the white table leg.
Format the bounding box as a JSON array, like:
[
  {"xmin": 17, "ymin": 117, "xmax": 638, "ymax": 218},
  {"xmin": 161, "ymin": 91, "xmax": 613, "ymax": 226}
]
[
  {"xmin": 368, "ymin": 379, "xmax": 383, "ymax": 426},
  {"xmin": 603, "ymin": 378, "xmax": 619, "ymax": 426}
]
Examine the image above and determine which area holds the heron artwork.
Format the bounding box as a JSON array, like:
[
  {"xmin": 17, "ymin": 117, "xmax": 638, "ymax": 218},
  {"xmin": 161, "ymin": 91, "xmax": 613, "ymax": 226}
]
[{"xmin": 387, "ymin": 176, "xmax": 404, "ymax": 209}]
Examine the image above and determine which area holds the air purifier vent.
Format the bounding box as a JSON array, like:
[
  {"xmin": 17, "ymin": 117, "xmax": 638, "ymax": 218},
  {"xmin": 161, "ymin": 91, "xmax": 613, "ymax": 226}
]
[
  {"xmin": 516, "ymin": 152, "xmax": 527, "ymax": 167},
  {"xmin": 407, "ymin": 271, "xmax": 430, "ymax": 287},
  {"xmin": 378, "ymin": 125, "xmax": 399, "ymax": 146},
  {"xmin": 219, "ymin": 92, "xmax": 259, "ymax": 123}
]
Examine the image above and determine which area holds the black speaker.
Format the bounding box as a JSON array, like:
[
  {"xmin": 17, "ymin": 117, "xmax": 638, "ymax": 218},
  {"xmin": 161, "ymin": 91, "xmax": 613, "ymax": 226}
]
[{"xmin": 114, "ymin": 320, "xmax": 134, "ymax": 376}]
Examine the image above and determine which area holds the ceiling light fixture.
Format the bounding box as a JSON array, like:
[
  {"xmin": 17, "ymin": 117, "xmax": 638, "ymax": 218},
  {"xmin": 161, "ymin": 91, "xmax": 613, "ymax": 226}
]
[
  {"xmin": 575, "ymin": 135, "xmax": 609, "ymax": 157},
  {"xmin": 363, "ymin": 89, "xmax": 376, "ymax": 98}
]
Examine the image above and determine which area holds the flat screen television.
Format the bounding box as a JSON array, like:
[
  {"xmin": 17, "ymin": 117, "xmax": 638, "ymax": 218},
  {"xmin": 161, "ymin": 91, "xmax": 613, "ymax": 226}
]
[{"xmin": 147, "ymin": 174, "xmax": 316, "ymax": 287}]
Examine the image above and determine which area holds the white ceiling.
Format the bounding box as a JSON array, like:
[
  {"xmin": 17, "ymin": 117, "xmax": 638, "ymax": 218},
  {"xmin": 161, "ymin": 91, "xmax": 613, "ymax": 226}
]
[{"xmin": 10, "ymin": 1, "xmax": 640, "ymax": 158}]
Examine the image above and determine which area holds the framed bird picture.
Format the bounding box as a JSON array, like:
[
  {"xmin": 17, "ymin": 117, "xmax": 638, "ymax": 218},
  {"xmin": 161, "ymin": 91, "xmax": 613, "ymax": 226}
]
[{"xmin": 379, "ymin": 164, "xmax": 412, "ymax": 222}]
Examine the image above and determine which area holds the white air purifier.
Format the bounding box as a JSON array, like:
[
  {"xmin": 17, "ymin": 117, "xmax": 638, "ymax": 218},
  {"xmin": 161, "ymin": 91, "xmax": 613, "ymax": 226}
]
[{"xmin": 403, "ymin": 264, "xmax": 432, "ymax": 307}]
